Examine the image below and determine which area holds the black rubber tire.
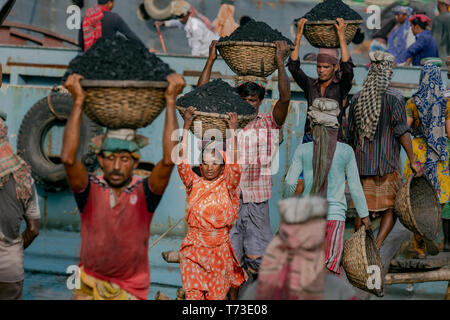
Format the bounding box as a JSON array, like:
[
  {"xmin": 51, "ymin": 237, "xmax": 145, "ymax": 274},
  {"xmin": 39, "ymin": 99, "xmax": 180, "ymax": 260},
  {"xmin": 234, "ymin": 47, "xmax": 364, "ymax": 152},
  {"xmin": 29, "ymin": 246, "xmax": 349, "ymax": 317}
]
[
  {"xmin": 17, "ymin": 93, "xmax": 103, "ymax": 192},
  {"xmin": 144, "ymin": 0, "xmax": 173, "ymax": 20}
]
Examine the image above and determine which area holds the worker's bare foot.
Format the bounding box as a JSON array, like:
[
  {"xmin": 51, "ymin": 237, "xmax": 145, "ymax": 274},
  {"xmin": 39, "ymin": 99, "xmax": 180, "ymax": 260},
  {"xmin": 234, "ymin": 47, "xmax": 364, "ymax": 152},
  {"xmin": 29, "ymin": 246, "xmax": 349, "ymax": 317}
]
[
  {"xmin": 176, "ymin": 288, "xmax": 186, "ymax": 300},
  {"xmin": 162, "ymin": 250, "xmax": 180, "ymax": 263}
]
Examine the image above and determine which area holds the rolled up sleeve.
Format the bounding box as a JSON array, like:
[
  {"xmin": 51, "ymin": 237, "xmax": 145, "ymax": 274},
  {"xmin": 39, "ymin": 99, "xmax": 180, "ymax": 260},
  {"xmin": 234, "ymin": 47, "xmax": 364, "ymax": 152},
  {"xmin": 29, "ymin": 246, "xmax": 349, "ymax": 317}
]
[
  {"xmin": 164, "ymin": 19, "xmax": 184, "ymax": 28},
  {"xmin": 403, "ymin": 36, "xmax": 425, "ymax": 61},
  {"xmin": 287, "ymin": 58, "xmax": 312, "ymax": 94},
  {"xmin": 24, "ymin": 184, "xmax": 40, "ymax": 220},
  {"xmin": 284, "ymin": 145, "xmax": 303, "ymax": 198}
]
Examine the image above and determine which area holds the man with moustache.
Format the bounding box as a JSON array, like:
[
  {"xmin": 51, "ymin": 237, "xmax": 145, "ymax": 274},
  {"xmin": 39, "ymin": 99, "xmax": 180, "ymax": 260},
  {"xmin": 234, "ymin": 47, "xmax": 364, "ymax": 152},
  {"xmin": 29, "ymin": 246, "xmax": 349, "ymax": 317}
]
[{"xmin": 61, "ymin": 72, "xmax": 185, "ymax": 300}]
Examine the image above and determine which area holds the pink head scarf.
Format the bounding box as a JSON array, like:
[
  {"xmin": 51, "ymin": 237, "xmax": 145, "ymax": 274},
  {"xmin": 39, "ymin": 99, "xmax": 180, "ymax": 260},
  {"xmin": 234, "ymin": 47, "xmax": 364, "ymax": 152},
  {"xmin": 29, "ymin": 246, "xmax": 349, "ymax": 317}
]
[{"xmin": 409, "ymin": 13, "xmax": 432, "ymax": 25}]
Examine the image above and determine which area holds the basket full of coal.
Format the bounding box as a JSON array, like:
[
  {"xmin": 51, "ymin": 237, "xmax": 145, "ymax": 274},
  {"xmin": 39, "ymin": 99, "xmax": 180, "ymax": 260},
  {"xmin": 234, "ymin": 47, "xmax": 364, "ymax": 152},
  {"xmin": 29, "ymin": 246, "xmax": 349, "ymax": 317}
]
[
  {"xmin": 297, "ymin": 0, "xmax": 363, "ymax": 48},
  {"xmin": 63, "ymin": 36, "xmax": 174, "ymax": 129},
  {"xmin": 176, "ymin": 80, "xmax": 257, "ymax": 139},
  {"xmin": 216, "ymin": 19, "xmax": 294, "ymax": 78}
]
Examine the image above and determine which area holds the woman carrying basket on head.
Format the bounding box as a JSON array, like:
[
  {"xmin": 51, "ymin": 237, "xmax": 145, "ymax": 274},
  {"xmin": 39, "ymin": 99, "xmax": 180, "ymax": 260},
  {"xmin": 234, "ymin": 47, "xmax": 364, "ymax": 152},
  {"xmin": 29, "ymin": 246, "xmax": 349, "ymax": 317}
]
[
  {"xmin": 177, "ymin": 107, "xmax": 247, "ymax": 300},
  {"xmin": 403, "ymin": 62, "xmax": 450, "ymax": 256}
]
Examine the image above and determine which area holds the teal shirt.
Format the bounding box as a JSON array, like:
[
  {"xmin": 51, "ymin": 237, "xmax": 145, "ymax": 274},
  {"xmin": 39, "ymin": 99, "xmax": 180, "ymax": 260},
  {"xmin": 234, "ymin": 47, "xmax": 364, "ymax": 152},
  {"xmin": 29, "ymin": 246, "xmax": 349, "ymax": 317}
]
[{"xmin": 285, "ymin": 142, "xmax": 369, "ymax": 221}]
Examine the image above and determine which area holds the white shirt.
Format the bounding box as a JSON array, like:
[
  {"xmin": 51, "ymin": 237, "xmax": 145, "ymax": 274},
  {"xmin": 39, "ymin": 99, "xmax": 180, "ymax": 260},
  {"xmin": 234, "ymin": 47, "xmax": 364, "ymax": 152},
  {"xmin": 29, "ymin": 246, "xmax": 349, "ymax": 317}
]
[
  {"xmin": 165, "ymin": 17, "xmax": 219, "ymax": 57},
  {"xmin": 406, "ymin": 27, "xmax": 415, "ymax": 48}
]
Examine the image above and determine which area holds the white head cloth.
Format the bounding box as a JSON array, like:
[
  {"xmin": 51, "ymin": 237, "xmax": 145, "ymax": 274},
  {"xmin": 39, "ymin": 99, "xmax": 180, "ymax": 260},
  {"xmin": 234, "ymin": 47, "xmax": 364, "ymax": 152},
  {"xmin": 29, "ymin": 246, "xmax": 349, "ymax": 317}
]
[
  {"xmin": 308, "ymin": 98, "xmax": 340, "ymax": 129},
  {"xmin": 278, "ymin": 196, "xmax": 328, "ymax": 224}
]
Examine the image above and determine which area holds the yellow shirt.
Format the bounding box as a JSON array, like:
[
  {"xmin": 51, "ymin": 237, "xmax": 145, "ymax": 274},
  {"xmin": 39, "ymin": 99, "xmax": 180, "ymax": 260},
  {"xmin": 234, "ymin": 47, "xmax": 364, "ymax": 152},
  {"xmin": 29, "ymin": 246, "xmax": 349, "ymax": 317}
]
[{"xmin": 405, "ymin": 98, "xmax": 450, "ymax": 131}]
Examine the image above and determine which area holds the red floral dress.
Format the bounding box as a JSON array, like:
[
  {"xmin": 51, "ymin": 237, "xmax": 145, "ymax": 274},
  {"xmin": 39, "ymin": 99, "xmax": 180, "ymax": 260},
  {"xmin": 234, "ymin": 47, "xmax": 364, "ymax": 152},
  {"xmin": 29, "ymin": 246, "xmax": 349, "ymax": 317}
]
[{"xmin": 177, "ymin": 160, "xmax": 247, "ymax": 300}]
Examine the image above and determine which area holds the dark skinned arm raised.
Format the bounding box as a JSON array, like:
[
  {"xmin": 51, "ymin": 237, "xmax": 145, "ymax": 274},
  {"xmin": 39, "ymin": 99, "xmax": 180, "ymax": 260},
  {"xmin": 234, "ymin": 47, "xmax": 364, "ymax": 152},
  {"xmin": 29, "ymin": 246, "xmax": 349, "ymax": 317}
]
[
  {"xmin": 61, "ymin": 74, "xmax": 89, "ymax": 193},
  {"xmin": 272, "ymin": 41, "xmax": 291, "ymax": 127},
  {"xmin": 148, "ymin": 73, "xmax": 186, "ymax": 195},
  {"xmin": 197, "ymin": 40, "xmax": 218, "ymax": 88}
]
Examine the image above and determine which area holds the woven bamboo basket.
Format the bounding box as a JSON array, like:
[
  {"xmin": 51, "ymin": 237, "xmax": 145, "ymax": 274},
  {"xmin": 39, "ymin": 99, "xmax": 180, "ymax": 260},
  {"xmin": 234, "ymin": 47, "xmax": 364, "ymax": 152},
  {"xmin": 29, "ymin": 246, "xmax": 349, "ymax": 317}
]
[
  {"xmin": 216, "ymin": 41, "xmax": 293, "ymax": 78},
  {"xmin": 80, "ymin": 80, "xmax": 168, "ymax": 129},
  {"xmin": 342, "ymin": 226, "xmax": 384, "ymax": 297},
  {"xmin": 234, "ymin": 75, "xmax": 268, "ymax": 86},
  {"xmin": 176, "ymin": 106, "xmax": 256, "ymax": 139},
  {"xmin": 394, "ymin": 175, "xmax": 441, "ymax": 241},
  {"xmin": 303, "ymin": 20, "xmax": 363, "ymax": 48}
]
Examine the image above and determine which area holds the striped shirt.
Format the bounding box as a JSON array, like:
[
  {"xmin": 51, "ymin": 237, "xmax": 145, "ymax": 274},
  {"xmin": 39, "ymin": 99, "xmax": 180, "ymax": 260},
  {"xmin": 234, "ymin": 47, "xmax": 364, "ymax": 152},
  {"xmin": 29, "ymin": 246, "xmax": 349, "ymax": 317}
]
[
  {"xmin": 238, "ymin": 111, "xmax": 281, "ymax": 203},
  {"xmin": 347, "ymin": 87, "xmax": 410, "ymax": 176}
]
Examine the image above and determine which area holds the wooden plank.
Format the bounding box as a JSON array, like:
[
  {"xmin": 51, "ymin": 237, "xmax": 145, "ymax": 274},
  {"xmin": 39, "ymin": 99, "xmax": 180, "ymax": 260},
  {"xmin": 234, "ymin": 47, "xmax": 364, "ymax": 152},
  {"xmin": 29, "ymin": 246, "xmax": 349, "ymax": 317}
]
[
  {"xmin": 6, "ymin": 61, "xmax": 68, "ymax": 69},
  {"xmin": 3, "ymin": 21, "xmax": 78, "ymax": 45},
  {"xmin": 9, "ymin": 29, "xmax": 43, "ymax": 45},
  {"xmin": 385, "ymin": 267, "xmax": 450, "ymax": 284},
  {"xmin": 390, "ymin": 82, "xmax": 420, "ymax": 90}
]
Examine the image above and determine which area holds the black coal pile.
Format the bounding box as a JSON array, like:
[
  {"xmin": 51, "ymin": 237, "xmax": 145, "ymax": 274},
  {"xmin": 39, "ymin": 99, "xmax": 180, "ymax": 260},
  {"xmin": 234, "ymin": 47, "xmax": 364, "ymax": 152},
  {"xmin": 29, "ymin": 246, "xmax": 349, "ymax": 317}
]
[
  {"xmin": 62, "ymin": 36, "xmax": 173, "ymax": 83},
  {"xmin": 302, "ymin": 0, "xmax": 362, "ymax": 21},
  {"xmin": 176, "ymin": 80, "xmax": 256, "ymax": 115},
  {"xmin": 219, "ymin": 19, "xmax": 293, "ymax": 45}
]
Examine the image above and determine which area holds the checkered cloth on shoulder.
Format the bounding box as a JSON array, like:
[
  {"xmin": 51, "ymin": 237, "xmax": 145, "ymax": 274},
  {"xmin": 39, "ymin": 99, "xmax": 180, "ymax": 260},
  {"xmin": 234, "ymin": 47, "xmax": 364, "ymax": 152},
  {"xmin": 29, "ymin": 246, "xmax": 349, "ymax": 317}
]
[{"xmin": 353, "ymin": 51, "xmax": 394, "ymax": 141}]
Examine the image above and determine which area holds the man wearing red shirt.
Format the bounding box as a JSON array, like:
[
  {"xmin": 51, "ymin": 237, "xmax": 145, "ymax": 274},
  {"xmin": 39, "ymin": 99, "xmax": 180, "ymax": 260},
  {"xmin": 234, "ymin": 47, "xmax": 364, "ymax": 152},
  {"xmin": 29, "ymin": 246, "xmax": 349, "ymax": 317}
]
[{"xmin": 61, "ymin": 72, "xmax": 185, "ymax": 300}]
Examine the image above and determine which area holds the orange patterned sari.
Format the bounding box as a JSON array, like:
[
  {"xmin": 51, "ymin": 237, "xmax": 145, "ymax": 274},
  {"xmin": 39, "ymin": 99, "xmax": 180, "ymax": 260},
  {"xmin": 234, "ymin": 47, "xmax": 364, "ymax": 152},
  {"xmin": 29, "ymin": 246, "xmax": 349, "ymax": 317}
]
[{"xmin": 177, "ymin": 159, "xmax": 247, "ymax": 300}]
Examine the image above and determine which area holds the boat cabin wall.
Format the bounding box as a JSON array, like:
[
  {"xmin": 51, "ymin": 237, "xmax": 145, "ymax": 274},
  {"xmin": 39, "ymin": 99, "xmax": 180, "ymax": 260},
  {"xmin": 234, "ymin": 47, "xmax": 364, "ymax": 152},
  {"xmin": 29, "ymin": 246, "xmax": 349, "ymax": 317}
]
[{"xmin": 0, "ymin": 44, "xmax": 448, "ymax": 236}]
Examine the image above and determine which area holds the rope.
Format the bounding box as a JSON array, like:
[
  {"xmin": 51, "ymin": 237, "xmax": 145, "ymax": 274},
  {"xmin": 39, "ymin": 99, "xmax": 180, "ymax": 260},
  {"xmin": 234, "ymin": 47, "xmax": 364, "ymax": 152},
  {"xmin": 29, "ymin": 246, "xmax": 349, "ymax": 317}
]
[
  {"xmin": 148, "ymin": 216, "xmax": 184, "ymax": 250},
  {"xmin": 47, "ymin": 85, "xmax": 69, "ymax": 121}
]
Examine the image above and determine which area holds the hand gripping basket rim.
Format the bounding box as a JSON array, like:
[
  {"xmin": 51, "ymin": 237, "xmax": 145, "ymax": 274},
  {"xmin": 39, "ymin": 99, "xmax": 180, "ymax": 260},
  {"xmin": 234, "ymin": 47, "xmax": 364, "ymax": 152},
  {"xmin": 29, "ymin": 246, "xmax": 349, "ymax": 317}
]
[
  {"xmin": 176, "ymin": 105, "xmax": 257, "ymax": 139},
  {"xmin": 342, "ymin": 225, "xmax": 384, "ymax": 297}
]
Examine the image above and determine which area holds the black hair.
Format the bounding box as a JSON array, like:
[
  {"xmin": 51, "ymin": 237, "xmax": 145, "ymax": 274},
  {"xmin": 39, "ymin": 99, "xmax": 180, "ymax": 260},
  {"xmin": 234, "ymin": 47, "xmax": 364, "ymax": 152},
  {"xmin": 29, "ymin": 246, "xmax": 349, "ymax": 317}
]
[
  {"xmin": 236, "ymin": 82, "xmax": 265, "ymax": 100},
  {"xmin": 72, "ymin": 0, "xmax": 84, "ymax": 9},
  {"xmin": 98, "ymin": 0, "xmax": 112, "ymax": 5},
  {"xmin": 239, "ymin": 15, "xmax": 252, "ymax": 26},
  {"xmin": 410, "ymin": 17, "xmax": 429, "ymax": 30},
  {"xmin": 352, "ymin": 27, "xmax": 365, "ymax": 45}
]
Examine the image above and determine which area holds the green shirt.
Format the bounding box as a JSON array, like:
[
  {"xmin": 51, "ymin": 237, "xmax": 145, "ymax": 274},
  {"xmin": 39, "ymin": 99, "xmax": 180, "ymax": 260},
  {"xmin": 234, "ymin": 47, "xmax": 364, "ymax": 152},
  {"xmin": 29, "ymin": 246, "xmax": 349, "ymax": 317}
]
[{"xmin": 285, "ymin": 142, "xmax": 369, "ymax": 221}]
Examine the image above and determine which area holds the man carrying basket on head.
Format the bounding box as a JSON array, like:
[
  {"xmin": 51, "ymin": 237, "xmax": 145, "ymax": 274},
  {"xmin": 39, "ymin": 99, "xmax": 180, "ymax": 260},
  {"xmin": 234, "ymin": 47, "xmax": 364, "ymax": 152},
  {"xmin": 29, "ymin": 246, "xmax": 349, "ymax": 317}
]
[
  {"xmin": 61, "ymin": 72, "xmax": 185, "ymax": 300},
  {"xmin": 287, "ymin": 18, "xmax": 354, "ymax": 143}
]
